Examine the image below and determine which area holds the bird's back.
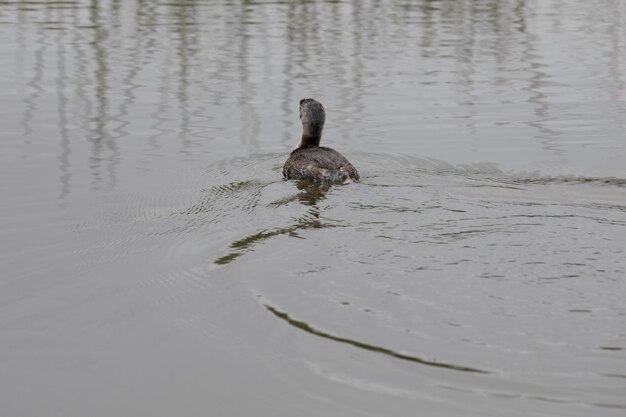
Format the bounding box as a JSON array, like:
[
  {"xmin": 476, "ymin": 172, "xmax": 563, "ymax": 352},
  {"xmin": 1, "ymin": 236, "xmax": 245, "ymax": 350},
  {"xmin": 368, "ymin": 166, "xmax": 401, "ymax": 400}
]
[{"xmin": 283, "ymin": 146, "xmax": 359, "ymax": 183}]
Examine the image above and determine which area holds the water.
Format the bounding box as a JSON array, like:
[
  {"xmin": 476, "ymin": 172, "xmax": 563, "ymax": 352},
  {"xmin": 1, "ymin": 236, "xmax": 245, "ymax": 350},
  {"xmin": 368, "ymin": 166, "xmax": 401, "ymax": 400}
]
[{"xmin": 1, "ymin": 1, "xmax": 625, "ymax": 416}]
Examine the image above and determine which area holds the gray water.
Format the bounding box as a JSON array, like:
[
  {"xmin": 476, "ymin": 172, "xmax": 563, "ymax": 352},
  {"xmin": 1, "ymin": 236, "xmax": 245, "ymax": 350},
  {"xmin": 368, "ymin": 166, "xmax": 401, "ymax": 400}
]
[{"xmin": 1, "ymin": 1, "xmax": 626, "ymax": 416}]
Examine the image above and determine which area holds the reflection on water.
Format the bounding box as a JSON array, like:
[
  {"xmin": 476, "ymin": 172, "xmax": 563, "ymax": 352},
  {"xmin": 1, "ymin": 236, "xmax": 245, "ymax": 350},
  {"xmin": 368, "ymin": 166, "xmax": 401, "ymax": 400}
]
[
  {"xmin": 264, "ymin": 303, "xmax": 489, "ymax": 374},
  {"xmin": 213, "ymin": 180, "xmax": 334, "ymax": 265},
  {"xmin": 4, "ymin": 0, "xmax": 626, "ymax": 194},
  {"xmin": 1, "ymin": 1, "xmax": 626, "ymax": 417}
]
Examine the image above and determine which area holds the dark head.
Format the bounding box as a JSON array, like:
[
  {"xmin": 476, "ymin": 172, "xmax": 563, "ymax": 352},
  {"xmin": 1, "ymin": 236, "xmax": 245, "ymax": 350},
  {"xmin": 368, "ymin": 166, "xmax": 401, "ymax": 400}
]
[{"xmin": 299, "ymin": 98, "xmax": 326, "ymax": 147}]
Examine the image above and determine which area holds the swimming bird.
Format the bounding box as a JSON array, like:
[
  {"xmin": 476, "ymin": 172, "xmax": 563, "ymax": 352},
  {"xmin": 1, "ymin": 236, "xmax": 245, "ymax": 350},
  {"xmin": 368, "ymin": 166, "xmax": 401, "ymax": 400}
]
[{"xmin": 283, "ymin": 98, "xmax": 359, "ymax": 183}]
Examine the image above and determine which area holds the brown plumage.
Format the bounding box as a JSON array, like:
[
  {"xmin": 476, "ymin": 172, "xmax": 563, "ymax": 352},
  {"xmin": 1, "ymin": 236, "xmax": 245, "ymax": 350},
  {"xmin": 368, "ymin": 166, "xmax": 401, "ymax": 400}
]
[{"xmin": 283, "ymin": 98, "xmax": 359, "ymax": 183}]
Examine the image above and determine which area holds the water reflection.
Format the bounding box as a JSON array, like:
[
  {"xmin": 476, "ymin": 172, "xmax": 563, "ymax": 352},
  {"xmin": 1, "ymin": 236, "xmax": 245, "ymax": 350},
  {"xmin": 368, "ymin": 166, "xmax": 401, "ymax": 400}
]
[
  {"xmin": 19, "ymin": 6, "xmax": 47, "ymax": 139},
  {"xmin": 2, "ymin": 2, "xmax": 626, "ymax": 415},
  {"xmin": 214, "ymin": 180, "xmax": 333, "ymax": 265},
  {"xmin": 4, "ymin": 0, "xmax": 626, "ymax": 193},
  {"xmin": 89, "ymin": 0, "xmax": 119, "ymax": 191},
  {"xmin": 55, "ymin": 11, "xmax": 71, "ymax": 202},
  {"xmin": 265, "ymin": 303, "xmax": 490, "ymax": 374},
  {"xmin": 294, "ymin": 180, "xmax": 330, "ymax": 208}
]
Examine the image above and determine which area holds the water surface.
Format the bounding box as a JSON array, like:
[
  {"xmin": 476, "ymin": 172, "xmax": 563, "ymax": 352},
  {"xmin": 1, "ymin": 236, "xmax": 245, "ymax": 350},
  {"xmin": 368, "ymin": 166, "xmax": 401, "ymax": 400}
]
[{"xmin": 1, "ymin": 1, "xmax": 625, "ymax": 416}]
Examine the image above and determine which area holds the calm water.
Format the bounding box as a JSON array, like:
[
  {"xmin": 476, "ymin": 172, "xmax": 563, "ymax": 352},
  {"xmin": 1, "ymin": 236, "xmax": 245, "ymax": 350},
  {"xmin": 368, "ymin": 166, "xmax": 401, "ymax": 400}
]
[{"xmin": 1, "ymin": 1, "xmax": 626, "ymax": 416}]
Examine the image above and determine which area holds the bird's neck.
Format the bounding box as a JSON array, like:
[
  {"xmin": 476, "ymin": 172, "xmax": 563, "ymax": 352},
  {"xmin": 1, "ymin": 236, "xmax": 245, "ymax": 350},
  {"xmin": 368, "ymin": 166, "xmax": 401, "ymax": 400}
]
[{"xmin": 299, "ymin": 134, "xmax": 321, "ymax": 147}]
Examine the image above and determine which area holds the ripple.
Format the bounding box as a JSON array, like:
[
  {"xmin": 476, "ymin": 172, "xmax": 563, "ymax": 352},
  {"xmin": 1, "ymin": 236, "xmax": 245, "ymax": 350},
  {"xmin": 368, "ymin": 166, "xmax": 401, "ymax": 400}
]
[
  {"xmin": 214, "ymin": 220, "xmax": 335, "ymax": 265},
  {"xmin": 264, "ymin": 304, "xmax": 489, "ymax": 374}
]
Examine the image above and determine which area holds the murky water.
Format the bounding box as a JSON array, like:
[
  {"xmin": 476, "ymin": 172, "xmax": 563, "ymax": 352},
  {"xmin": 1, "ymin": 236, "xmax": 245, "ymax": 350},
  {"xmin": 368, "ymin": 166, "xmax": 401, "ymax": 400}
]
[{"xmin": 1, "ymin": 1, "xmax": 625, "ymax": 416}]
